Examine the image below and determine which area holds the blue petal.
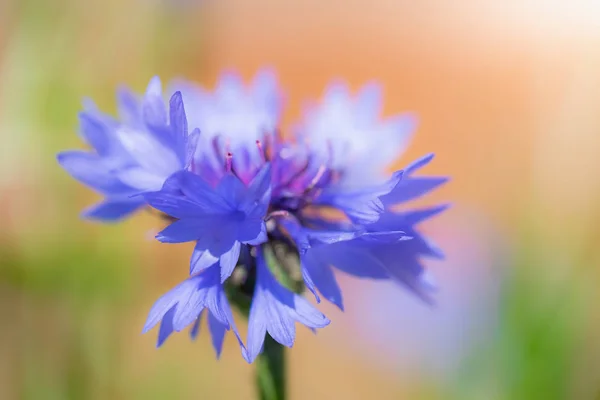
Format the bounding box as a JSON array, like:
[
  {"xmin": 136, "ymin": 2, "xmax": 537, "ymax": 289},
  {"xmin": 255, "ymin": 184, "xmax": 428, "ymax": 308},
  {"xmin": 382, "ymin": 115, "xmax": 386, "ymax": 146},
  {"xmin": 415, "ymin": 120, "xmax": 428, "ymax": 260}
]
[
  {"xmin": 190, "ymin": 244, "xmax": 219, "ymax": 275},
  {"xmin": 157, "ymin": 306, "xmax": 176, "ymax": 347},
  {"xmin": 382, "ymin": 177, "xmax": 448, "ymax": 206},
  {"xmin": 185, "ymin": 128, "xmax": 201, "ymax": 169},
  {"xmin": 288, "ymin": 292, "xmax": 332, "ymax": 329},
  {"xmin": 169, "ymin": 91, "xmax": 188, "ymax": 163},
  {"xmin": 145, "ymin": 191, "xmax": 217, "ymax": 219},
  {"xmin": 237, "ymin": 219, "xmax": 266, "ymax": 244},
  {"xmin": 244, "ymin": 299, "xmax": 267, "ymax": 363},
  {"xmin": 370, "ymin": 205, "xmax": 448, "ymax": 232},
  {"xmin": 219, "ymin": 241, "xmax": 241, "ymax": 283},
  {"xmin": 300, "ymin": 265, "xmax": 320, "ymax": 303},
  {"xmin": 194, "ymin": 217, "xmax": 246, "ymax": 255},
  {"xmin": 113, "ymin": 125, "xmax": 181, "ymax": 178},
  {"xmin": 355, "ymin": 82, "xmax": 382, "ymax": 123},
  {"xmin": 143, "ymin": 76, "xmax": 167, "ymax": 128},
  {"xmin": 78, "ymin": 112, "xmax": 112, "ymax": 156},
  {"xmin": 377, "ymin": 253, "xmax": 435, "ymax": 305},
  {"xmin": 216, "ymin": 174, "xmax": 247, "ymax": 207},
  {"xmin": 216, "ymin": 71, "xmax": 244, "ymax": 100},
  {"xmin": 156, "ymin": 218, "xmax": 211, "ymax": 243},
  {"xmin": 208, "ymin": 312, "xmax": 228, "ymax": 358},
  {"xmin": 143, "ymin": 277, "xmax": 197, "ymax": 334},
  {"xmin": 172, "ymin": 267, "xmax": 222, "ymax": 332},
  {"xmin": 245, "ymin": 224, "xmax": 268, "ymax": 246},
  {"xmin": 81, "ymin": 198, "xmax": 144, "ymax": 222},
  {"xmin": 57, "ymin": 151, "xmax": 131, "ymax": 195},
  {"xmin": 404, "ymin": 153, "xmax": 435, "ymax": 174},
  {"xmin": 317, "ymin": 243, "xmax": 389, "ymax": 279},
  {"xmin": 117, "ymin": 167, "xmax": 166, "ymax": 191},
  {"xmin": 143, "ymin": 265, "xmax": 244, "ymax": 352},
  {"xmin": 301, "ymin": 252, "xmax": 344, "ymax": 310},
  {"xmin": 251, "ymin": 69, "xmax": 282, "ymax": 118},
  {"xmin": 176, "ymin": 171, "xmax": 233, "ymax": 213},
  {"xmin": 242, "ymin": 163, "xmax": 272, "ymax": 217},
  {"xmin": 402, "ymin": 204, "xmax": 450, "ymax": 226},
  {"xmin": 317, "ymin": 172, "xmax": 402, "ymax": 224},
  {"xmin": 357, "ymin": 231, "xmax": 413, "ymax": 244},
  {"xmin": 116, "ymin": 85, "xmax": 141, "ymax": 125},
  {"xmin": 245, "ymin": 249, "xmax": 330, "ymax": 363},
  {"xmin": 215, "ymin": 289, "xmax": 247, "ymax": 355},
  {"xmin": 189, "ymin": 311, "xmax": 203, "ymax": 340},
  {"xmin": 307, "ymin": 229, "xmax": 360, "ymax": 246}
]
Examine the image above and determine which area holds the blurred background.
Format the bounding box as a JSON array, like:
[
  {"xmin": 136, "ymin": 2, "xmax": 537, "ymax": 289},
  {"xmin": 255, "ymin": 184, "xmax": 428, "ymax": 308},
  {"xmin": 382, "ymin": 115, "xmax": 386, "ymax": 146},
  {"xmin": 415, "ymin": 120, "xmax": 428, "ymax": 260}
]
[{"xmin": 1, "ymin": 0, "xmax": 600, "ymax": 399}]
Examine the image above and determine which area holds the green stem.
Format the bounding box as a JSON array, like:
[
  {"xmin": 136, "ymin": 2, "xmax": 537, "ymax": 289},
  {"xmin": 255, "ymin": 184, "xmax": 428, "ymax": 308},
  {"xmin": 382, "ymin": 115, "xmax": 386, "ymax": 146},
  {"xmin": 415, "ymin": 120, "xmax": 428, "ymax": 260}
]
[{"xmin": 256, "ymin": 335, "xmax": 286, "ymax": 400}]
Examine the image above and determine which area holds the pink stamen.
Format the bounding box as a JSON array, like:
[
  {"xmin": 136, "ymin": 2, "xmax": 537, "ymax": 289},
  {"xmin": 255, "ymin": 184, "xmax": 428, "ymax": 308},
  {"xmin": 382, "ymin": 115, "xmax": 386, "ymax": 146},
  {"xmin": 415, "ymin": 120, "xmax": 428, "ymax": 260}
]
[
  {"xmin": 256, "ymin": 140, "xmax": 266, "ymax": 163},
  {"xmin": 305, "ymin": 164, "xmax": 326, "ymax": 193},
  {"xmin": 225, "ymin": 152, "xmax": 233, "ymax": 172}
]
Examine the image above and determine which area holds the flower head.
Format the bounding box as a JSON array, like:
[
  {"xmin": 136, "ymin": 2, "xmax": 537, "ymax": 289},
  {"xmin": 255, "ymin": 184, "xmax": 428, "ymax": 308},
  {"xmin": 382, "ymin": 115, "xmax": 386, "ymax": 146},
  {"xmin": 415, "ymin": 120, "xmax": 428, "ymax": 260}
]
[{"xmin": 58, "ymin": 70, "xmax": 448, "ymax": 363}]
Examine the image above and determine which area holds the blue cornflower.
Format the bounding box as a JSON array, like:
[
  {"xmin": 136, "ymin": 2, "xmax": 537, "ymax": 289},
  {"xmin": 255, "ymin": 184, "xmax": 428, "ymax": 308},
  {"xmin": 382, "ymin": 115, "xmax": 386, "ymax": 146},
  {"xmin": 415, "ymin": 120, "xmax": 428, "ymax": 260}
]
[
  {"xmin": 59, "ymin": 70, "xmax": 448, "ymax": 363},
  {"xmin": 57, "ymin": 77, "xmax": 190, "ymax": 221}
]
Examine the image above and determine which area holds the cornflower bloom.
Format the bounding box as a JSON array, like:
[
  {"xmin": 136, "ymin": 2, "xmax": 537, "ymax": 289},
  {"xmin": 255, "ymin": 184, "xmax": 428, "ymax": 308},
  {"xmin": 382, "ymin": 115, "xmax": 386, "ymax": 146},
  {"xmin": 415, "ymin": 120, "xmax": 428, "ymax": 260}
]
[{"xmin": 58, "ymin": 70, "xmax": 448, "ymax": 363}]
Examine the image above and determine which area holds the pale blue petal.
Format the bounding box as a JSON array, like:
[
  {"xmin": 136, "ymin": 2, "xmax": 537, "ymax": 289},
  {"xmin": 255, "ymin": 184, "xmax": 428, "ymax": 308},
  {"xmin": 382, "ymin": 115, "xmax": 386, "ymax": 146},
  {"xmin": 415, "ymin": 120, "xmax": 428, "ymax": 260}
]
[
  {"xmin": 301, "ymin": 252, "xmax": 343, "ymax": 310},
  {"xmin": 189, "ymin": 311, "xmax": 203, "ymax": 340},
  {"xmin": 157, "ymin": 306, "xmax": 176, "ymax": 347},
  {"xmin": 143, "ymin": 76, "xmax": 167, "ymax": 128},
  {"xmin": 156, "ymin": 219, "xmax": 208, "ymax": 243},
  {"xmin": 116, "ymin": 86, "xmax": 141, "ymax": 124},
  {"xmin": 142, "ymin": 277, "xmax": 198, "ymax": 333},
  {"xmin": 219, "ymin": 241, "xmax": 241, "ymax": 283},
  {"xmin": 216, "ymin": 174, "xmax": 247, "ymax": 207},
  {"xmin": 208, "ymin": 312, "xmax": 228, "ymax": 358},
  {"xmin": 190, "ymin": 244, "xmax": 219, "ymax": 275},
  {"xmin": 57, "ymin": 151, "xmax": 130, "ymax": 195},
  {"xmin": 114, "ymin": 125, "xmax": 181, "ymax": 178},
  {"xmin": 116, "ymin": 167, "xmax": 165, "ymax": 191},
  {"xmin": 177, "ymin": 171, "xmax": 232, "ymax": 213},
  {"xmin": 81, "ymin": 198, "xmax": 143, "ymax": 222},
  {"xmin": 78, "ymin": 112, "xmax": 112, "ymax": 156},
  {"xmin": 169, "ymin": 91, "xmax": 188, "ymax": 163},
  {"xmin": 320, "ymin": 243, "xmax": 389, "ymax": 279},
  {"xmin": 382, "ymin": 177, "xmax": 448, "ymax": 206},
  {"xmin": 145, "ymin": 191, "xmax": 217, "ymax": 219}
]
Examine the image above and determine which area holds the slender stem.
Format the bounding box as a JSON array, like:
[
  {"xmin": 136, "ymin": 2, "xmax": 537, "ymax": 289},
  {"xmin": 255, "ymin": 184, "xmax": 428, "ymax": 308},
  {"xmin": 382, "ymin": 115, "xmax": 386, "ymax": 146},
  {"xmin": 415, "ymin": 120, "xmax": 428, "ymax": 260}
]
[{"xmin": 256, "ymin": 335, "xmax": 286, "ymax": 400}]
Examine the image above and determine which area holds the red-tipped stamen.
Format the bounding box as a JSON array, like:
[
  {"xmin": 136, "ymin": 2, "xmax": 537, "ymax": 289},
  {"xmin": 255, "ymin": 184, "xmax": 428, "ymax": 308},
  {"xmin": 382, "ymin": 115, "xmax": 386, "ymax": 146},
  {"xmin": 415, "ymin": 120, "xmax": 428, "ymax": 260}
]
[
  {"xmin": 256, "ymin": 140, "xmax": 266, "ymax": 163},
  {"xmin": 225, "ymin": 152, "xmax": 233, "ymax": 172}
]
